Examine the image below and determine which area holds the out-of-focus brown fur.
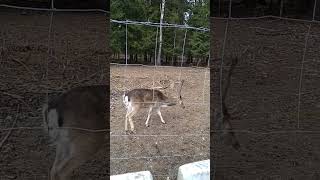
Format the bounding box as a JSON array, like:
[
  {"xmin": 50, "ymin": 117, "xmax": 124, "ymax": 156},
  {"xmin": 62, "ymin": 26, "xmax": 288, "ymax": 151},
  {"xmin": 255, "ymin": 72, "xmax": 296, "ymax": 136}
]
[{"xmin": 43, "ymin": 85, "xmax": 108, "ymax": 180}]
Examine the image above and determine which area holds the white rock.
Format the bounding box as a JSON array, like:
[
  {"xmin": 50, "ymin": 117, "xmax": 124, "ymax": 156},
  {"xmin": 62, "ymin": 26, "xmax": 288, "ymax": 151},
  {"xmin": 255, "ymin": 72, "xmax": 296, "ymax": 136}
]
[
  {"xmin": 177, "ymin": 159, "xmax": 210, "ymax": 180},
  {"xmin": 110, "ymin": 171, "xmax": 153, "ymax": 180}
]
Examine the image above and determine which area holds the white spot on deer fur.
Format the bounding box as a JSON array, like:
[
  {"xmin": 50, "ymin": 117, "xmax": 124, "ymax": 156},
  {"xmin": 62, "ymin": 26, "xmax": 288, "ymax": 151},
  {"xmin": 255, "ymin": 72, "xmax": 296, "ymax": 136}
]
[
  {"xmin": 123, "ymin": 94, "xmax": 130, "ymax": 107},
  {"xmin": 127, "ymin": 102, "xmax": 132, "ymax": 111},
  {"xmin": 48, "ymin": 109, "xmax": 58, "ymax": 126},
  {"xmin": 46, "ymin": 108, "xmax": 70, "ymax": 145}
]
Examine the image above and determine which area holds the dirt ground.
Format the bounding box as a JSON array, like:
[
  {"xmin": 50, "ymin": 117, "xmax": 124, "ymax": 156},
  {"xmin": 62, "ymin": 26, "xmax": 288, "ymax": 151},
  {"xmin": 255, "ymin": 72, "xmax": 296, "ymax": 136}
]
[
  {"xmin": 211, "ymin": 17, "xmax": 320, "ymax": 179},
  {"xmin": 0, "ymin": 9, "xmax": 110, "ymax": 180},
  {"xmin": 110, "ymin": 65, "xmax": 210, "ymax": 178}
]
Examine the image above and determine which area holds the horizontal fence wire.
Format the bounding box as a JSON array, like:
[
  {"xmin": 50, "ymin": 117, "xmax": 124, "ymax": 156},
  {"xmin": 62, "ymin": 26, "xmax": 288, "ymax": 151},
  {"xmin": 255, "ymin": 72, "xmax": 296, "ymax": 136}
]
[
  {"xmin": 110, "ymin": 153, "xmax": 209, "ymax": 160},
  {"xmin": 248, "ymin": 26, "xmax": 320, "ymax": 38},
  {"xmin": 111, "ymin": 63, "xmax": 210, "ymax": 70},
  {"xmin": 0, "ymin": 4, "xmax": 110, "ymax": 13},
  {"xmin": 212, "ymin": 130, "xmax": 320, "ymax": 135},
  {"xmin": 212, "ymin": 64, "xmax": 320, "ymax": 74},
  {"xmin": 0, "ymin": 126, "xmax": 109, "ymax": 132},
  {"xmin": 112, "ymin": 101, "xmax": 209, "ymax": 106},
  {"xmin": 110, "ymin": 133, "xmax": 209, "ymax": 137},
  {"xmin": 1, "ymin": 126, "xmax": 319, "ymax": 135},
  {"xmin": 211, "ymin": 15, "xmax": 320, "ymax": 24},
  {"xmin": 111, "ymin": 19, "xmax": 209, "ymax": 32},
  {"xmin": 0, "ymin": 125, "xmax": 210, "ymax": 137}
]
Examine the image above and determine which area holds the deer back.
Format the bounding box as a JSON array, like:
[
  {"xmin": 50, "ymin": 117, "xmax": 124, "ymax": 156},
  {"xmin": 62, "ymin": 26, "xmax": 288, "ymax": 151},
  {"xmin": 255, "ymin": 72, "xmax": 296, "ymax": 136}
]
[
  {"xmin": 125, "ymin": 89, "xmax": 168, "ymax": 104},
  {"xmin": 44, "ymin": 85, "xmax": 108, "ymax": 131}
]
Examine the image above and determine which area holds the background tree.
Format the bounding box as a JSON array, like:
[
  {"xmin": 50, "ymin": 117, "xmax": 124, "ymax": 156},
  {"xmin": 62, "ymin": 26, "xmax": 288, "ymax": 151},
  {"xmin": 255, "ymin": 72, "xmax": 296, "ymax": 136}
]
[{"xmin": 111, "ymin": 0, "xmax": 209, "ymax": 66}]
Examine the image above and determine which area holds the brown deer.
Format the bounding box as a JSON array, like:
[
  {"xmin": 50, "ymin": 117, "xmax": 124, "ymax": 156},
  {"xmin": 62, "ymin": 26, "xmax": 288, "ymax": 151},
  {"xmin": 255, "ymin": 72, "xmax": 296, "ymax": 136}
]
[
  {"xmin": 42, "ymin": 85, "xmax": 108, "ymax": 180},
  {"xmin": 122, "ymin": 79, "xmax": 185, "ymax": 133}
]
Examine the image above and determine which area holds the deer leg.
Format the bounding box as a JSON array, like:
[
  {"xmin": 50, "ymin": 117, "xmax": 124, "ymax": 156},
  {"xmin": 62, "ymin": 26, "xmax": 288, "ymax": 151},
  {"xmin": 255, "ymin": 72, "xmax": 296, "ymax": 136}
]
[
  {"xmin": 125, "ymin": 111, "xmax": 128, "ymax": 131},
  {"xmin": 54, "ymin": 156, "xmax": 79, "ymax": 180},
  {"xmin": 125, "ymin": 105, "xmax": 132, "ymax": 131},
  {"xmin": 223, "ymin": 117, "xmax": 240, "ymax": 150},
  {"xmin": 145, "ymin": 106, "xmax": 153, "ymax": 127},
  {"xmin": 57, "ymin": 152, "xmax": 93, "ymax": 180},
  {"xmin": 53, "ymin": 135, "xmax": 104, "ymax": 180},
  {"xmin": 156, "ymin": 108, "xmax": 166, "ymax": 124},
  {"xmin": 51, "ymin": 143, "xmax": 66, "ymax": 180},
  {"xmin": 126, "ymin": 106, "xmax": 139, "ymax": 132},
  {"xmin": 51, "ymin": 138, "xmax": 76, "ymax": 180}
]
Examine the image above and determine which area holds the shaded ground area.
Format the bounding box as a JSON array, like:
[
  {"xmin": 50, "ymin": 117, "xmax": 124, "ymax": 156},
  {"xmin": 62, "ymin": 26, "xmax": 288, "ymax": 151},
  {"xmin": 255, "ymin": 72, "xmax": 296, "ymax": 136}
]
[
  {"xmin": 110, "ymin": 65, "xmax": 210, "ymax": 179},
  {"xmin": 211, "ymin": 17, "xmax": 320, "ymax": 179},
  {"xmin": 0, "ymin": 9, "xmax": 109, "ymax": 179}
]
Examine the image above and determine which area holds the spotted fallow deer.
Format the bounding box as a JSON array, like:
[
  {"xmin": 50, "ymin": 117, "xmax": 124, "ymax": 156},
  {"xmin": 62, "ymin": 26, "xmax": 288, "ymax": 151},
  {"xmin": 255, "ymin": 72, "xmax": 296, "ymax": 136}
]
[
  {"xmin": 42, "ymin": 85, "xmax": 108, "ymax": 180},
  {"xmin": 122, "ymin": 79, "xmax": 185, "ymax": 133}
]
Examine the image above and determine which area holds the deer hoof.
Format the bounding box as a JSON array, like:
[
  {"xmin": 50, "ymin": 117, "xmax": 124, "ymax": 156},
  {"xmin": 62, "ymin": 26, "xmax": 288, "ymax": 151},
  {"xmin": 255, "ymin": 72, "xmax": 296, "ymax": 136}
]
[
  {"xmin": 162, "ymin": 121, "xmax": 166, "ymax": 124},
  {"xmin": 145, "ymin": 124, "xmax": 149, "ymax": 127},
  {"xmin": 130, "ymin": 129, "xmax": 136, "ymax": 134}
]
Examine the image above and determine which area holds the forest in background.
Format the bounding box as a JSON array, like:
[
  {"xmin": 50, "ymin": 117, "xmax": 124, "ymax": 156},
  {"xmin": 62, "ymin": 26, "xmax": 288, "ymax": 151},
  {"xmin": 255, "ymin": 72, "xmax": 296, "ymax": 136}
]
[{"xmin": 111, "ymin": 0, "xmax": 210, "ymax": 66}]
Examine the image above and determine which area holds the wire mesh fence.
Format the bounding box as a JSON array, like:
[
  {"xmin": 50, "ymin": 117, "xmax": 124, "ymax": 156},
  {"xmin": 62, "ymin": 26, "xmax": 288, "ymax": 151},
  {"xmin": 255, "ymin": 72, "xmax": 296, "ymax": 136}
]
[{"xmin": 211, "ymin": 0, "xmax": 320, "ymax": 179}]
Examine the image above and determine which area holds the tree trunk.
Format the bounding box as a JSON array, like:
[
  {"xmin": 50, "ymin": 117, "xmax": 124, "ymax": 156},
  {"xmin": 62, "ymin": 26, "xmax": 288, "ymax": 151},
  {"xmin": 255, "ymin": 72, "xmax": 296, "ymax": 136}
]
[{"xmin": 157, "ymin": 0, "xmax": 166, "ymax": 66}]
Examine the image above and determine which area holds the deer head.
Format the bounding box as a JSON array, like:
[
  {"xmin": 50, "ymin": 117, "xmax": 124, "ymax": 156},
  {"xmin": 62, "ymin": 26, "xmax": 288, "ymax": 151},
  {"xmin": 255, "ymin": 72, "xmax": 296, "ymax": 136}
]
[{"xmin": 155, "ymin": 78, "xmax": 185, "ymax": 109}]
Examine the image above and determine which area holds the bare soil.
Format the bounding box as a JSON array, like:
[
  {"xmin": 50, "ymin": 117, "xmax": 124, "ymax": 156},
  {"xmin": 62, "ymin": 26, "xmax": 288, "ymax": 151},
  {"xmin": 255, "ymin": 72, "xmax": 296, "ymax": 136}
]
[{"xmin": 211, "ymin": 17, "xmax": 320, "ymax": 179}]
